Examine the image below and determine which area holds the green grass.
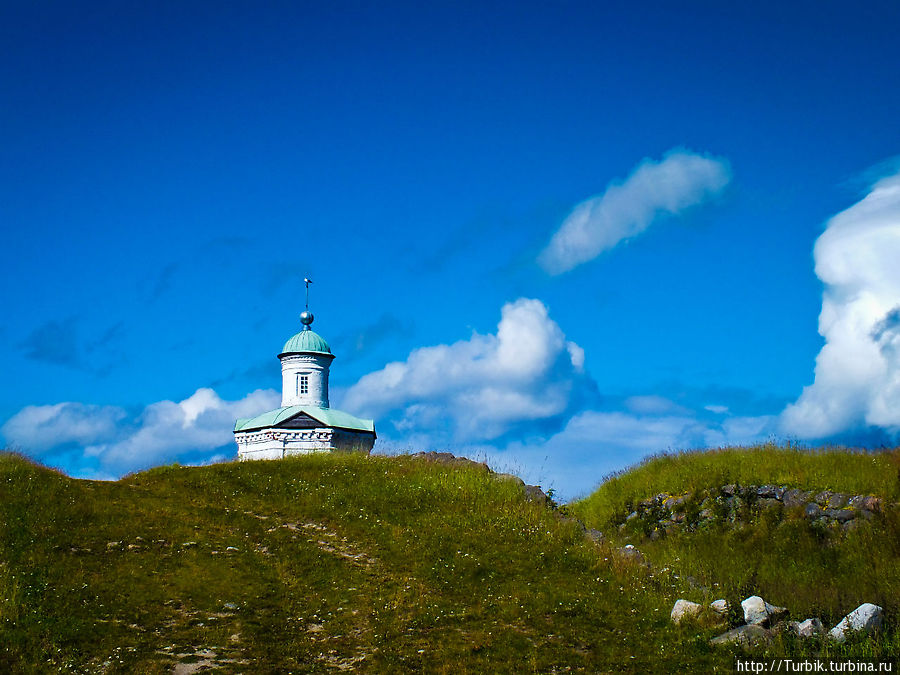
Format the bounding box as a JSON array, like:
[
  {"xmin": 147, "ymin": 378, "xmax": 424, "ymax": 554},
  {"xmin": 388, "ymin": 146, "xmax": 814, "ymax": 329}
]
[
  {"xmin": 3, "ymin": 445, "xmax": 897, "ymax": 673},
  {"xmin": 571, "ymin": 443, "xmax": 900, "ymax": 528},
  {"xmin": 571, "ymin": 444, "xmax": 900, "ymax": 659},
  {"xmin": 1, "ymin": 450, "xmax": 727, "ymax": 673}
]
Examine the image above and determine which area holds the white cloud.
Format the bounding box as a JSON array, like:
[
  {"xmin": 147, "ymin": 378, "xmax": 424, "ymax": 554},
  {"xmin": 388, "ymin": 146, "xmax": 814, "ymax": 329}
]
[
  {"xmin": 719, "ymin": 415, "xmax": 778, "ymax": 446},
  {"xmin": 2, "ymin": 388, "xmax": 280, "ymax": 474},
  {"xmin": 342, "ymin": 298, "xmax": 587, "ymax": 441},
  {"xmin": 538, "ymin": 149, "xmax": 731, "ymax": 274},
  {"xmin": 87, "ymin": 388, "xmax": 280, "ymax": 471},
  {"xmin": 1, "ymin": 402, "xmax": 125, "ymax": 452},
  {"xmin": 781, "ymin": 170, "xmax": 900, "ymax": 438},
  {"xmin": 625, "ymin": 395, "xmax": 690, "ymax": 416}
]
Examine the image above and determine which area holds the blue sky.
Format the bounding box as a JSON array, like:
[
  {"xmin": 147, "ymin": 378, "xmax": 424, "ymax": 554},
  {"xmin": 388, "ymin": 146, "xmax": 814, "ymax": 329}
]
[{"xmin": 2, "ymin": 1, "xmax": 900, "ymax": 500}]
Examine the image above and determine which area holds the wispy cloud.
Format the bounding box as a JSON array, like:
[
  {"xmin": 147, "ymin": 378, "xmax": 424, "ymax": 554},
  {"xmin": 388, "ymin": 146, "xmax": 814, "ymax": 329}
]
[
  {"xmin": 208, "ymin": 358, "xmax": 277, "ymax": 389},
  {"xmin": 260, "ymin": 261, "xmax": 314, "ymax": 295},
  {"xmin": 332, "ymin": 313, "xmax": 413, "ymax": 363},
  {"xmin": 538, "ymin": 149, "xmax": 731, "ymax": 274},
  {"xmin": 342, "ymin": 298, "xmax": 590, "ymax": 442},
  {"xmin": 18, "ymin": 316, "xmax": 82, "ymax": 367},
  {"xmin": 781, "ymin": 168, "xmax": 900, "ymax": 438},
  {"xmin": 18, "ymin": 317, "xmax": 126, "ymax": 375},
  {"xmin": 141, "ymin": 262, "xmax": 180, "ymax": 302}
]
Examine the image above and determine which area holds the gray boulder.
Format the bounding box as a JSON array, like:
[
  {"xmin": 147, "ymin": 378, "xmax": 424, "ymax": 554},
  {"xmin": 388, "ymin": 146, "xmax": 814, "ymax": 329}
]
[
  {"xmin": 410, "ymin": 451, "xmax": 490, "ymax": 471},
  {"xmin": 757, "ymin": 485, "xmax": 778, "ymax": 498},
  {"xmin": 523, "ymin": 484, "xmax": 550, "ymax": 504},
  {"xmin": 823, "ymin": 508, "xmax": 855, "ymax": 523},
  {"xmin": 828, "ymin": 603, "xmax": 883, "ymax": 642},
  {"xmin": 666, "ymin": 493, "xmax": 691, "ymax": 510},
  {"xmin": 843, "ymin": 519, "xmax": 866, "ymax": 532},
  {"xmin": 828, "ymin": 493, "xmax": 849, "ymax": 509},
  {"xmin": 585, "ymin": 528, "xmax": 604, "ymax": 543},
  {"xmin": 848, "ymin": 495, "xmax": 882, "ymax": 513},
  {"xmin": 814, "ymin": 490, "xmax": 833, "ymax": 506},
  {"xmin": 742, "ymin": 595, "xmax": 788, "ymax": 627},
  {"xmin": 495, "ymin": 472, "xmax": 525, "ymax": 487},
  {"xmin": 796, "ymin": 618, "xmax": 825, "ymax": 638},
  {"xmin": 710, "ymin": 599, "xmax": 729, "ymax": 615},
  {"xmin": 804, "ymin": 503, "xmax": 824, "ymax": 519},
  {"xmin": 671, "ymin": 599, "xmax": 703, "ymax": 624},
  {"xmin": 782, "ymin": 489, "xmax": 812, "ymax": 509},
  {"xmin": 619, "ymin": 544, "xmax": 645, "ymax": 564},
  {"xmin": 710, "ymin": 624, "xmax": 771, "ymax": 647}
]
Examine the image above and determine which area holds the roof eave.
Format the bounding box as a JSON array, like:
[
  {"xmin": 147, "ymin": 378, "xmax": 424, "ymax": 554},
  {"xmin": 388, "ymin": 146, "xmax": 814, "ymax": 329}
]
[
  {"xmin": 277, "ymin": 351, "xmax": 336, "ymax": 359},
  {"xmin": 234, "ymin": 423, "xmax": 375, "ymax": 435}
]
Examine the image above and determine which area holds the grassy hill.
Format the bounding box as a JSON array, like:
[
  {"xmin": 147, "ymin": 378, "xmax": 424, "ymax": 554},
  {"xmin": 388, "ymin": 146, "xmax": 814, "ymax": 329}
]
[
  {"xmin": 571, "ymin": 445, "xmax": 900, "ymax": 653},
  {"xmin": 1, "ymin": 446, "xmax": 898, "ymax": 673}
]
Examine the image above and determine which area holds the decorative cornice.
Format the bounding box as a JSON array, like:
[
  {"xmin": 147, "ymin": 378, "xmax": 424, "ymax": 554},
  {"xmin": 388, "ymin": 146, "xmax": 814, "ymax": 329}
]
[{"xmin": 236, "ymin": 428, "xmax": 335, "ymax": 445}]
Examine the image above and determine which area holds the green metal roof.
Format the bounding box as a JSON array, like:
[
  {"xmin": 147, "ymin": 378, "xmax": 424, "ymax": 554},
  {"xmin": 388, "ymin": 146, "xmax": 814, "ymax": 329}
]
[
  {"xmin": 280, "ymin": 328, "xmax": 332, "ymax": 356},
  {"xmin": 234, "ymin": 405, "xmax": 375, "ymax": 434}
]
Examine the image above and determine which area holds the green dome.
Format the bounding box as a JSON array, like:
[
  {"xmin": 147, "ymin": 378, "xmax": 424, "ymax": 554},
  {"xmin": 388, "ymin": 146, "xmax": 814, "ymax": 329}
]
[{"xmin": 280, "ymin": 328, "xmax": 332, "ymax": 356}]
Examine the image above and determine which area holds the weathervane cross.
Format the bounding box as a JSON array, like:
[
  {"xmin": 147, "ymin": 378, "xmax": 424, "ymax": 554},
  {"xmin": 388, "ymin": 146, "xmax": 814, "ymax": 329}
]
[{"xmin": 304, "ymin": 277, "xmax": 313, "ymax": 311}]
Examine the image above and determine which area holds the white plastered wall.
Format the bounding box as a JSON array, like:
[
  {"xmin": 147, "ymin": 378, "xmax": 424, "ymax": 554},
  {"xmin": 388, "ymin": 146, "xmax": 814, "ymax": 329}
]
[{"xmin": 280, "ymin": 353, "xmax": 333, "ymax": 408}]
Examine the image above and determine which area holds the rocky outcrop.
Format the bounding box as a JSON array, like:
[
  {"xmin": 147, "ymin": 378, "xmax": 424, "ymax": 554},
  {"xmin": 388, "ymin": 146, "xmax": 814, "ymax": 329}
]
[
  {"xmin": 408, "ymin": 451, "xmax": 490, "ymax": 472},
  {"xmin": 618, "ymin": 484, "xmax": 886, "ymax": 539}
]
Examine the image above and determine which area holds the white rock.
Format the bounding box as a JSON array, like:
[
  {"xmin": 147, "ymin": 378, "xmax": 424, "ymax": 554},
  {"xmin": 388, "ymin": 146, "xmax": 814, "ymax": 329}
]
[
  {"xmin": 828, "ymin": 603, "xmax": 883, "ymax": 642},
  {"xmin": 710, "ymin": 624, "xmax": 771, "ymax": 647},
  {"xmin": 710, "ymin": 599, "xmax": 729, "ymax": 615},
  {"xmin": 797, "ymin": 618, "xmax": 824, "ymax": 638},
  {"xmin": 671, "ymin": 599, "xmax": 703, "ymax": 623},
  {"xmin": 742, "ymin": 595, "xmax": 787, "ymax": 626}
]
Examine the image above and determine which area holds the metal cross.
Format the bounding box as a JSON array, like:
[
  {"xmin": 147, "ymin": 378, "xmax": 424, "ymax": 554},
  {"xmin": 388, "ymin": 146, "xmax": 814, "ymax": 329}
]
[{"xmin": 304, "ymin": 277, "xmax": 313, "ymax": 311}]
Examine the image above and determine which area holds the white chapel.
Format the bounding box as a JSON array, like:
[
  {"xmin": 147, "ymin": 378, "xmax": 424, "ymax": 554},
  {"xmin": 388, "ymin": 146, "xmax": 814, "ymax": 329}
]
[{"xmin": 233, "ymin": 285, "xmax": 376, "ymax": 459}]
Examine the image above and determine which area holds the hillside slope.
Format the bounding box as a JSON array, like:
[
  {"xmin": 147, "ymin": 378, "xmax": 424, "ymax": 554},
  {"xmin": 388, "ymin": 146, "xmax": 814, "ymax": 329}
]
[
  {"xmin": 2, "ymin": 451, "xmax": 721, "ymax": 674},
  {"xmin": 572, "ymin": 445, "xmax": 900, "ymax": 652},
  {"xmin": 2, "ymin": 447, "xmax": 897, "ymax": 673}
]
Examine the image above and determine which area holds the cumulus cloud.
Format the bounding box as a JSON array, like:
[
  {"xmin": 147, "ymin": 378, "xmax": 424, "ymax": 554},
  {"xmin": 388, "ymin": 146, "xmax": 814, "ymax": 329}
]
[
  {"xmin": 342, "ymin": 298, "xmax": 588, "ymax": 441},
  {"xmin": 538, "ymin": 149, "xmax": 731, "ymax": 274},
  {"xmin": 2, "ymin": 388, "xmax": 279, "ymax": 474},
  {"xmin": 781, "ymin": 170, "xmax": 900, "ymax": 438},
  {"xmin": 2, "ymin": 402, "xmax": 126, "ymax": 452}
]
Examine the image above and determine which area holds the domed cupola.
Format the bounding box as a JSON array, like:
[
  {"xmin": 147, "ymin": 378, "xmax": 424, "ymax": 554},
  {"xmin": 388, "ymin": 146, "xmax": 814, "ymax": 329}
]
[
  {"xmin": 277, "ymin": 295, "xmax": 335, "ymax": 409},
  {"xmin": 279, "ymin": 311, "xmax": 333, "ymax": 357}
]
